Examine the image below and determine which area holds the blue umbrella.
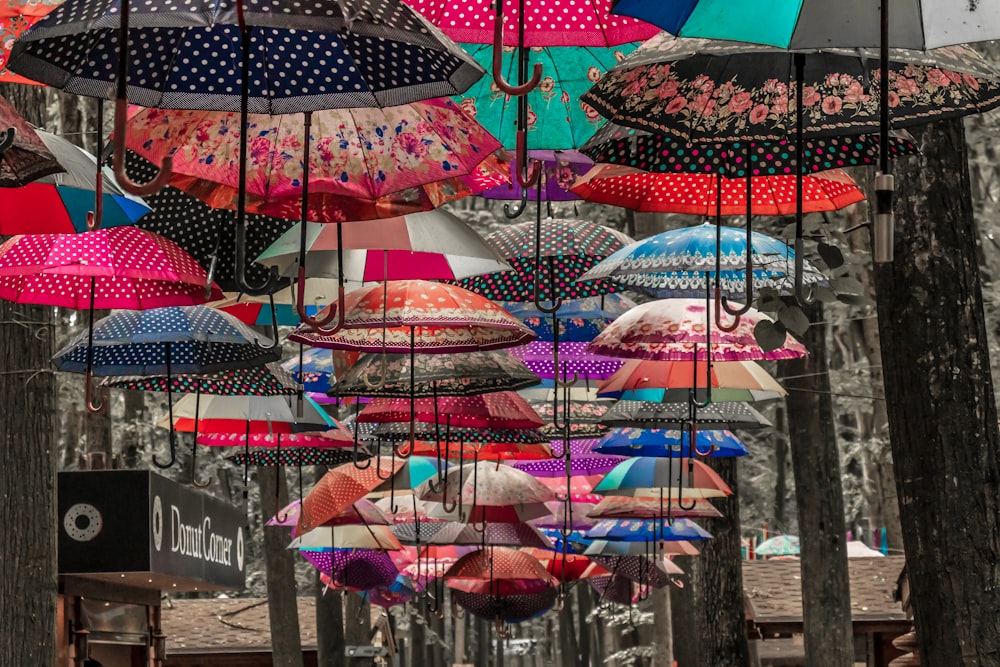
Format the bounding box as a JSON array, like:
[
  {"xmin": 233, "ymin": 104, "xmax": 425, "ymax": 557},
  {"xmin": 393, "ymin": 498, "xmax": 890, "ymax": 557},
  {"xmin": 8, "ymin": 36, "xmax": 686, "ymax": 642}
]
[
  {"xmin": 594, "ymin": 428, "xmax": 748, "ymax": 458},
  {"xmin": 501, "ymin": 294, "xmax": 636, "ymax": 342},
  {"xmin": 584, "ymin": 518, "xmax": 712, "ymax": 542},
  {"xmin": 282, "ymin": 346, "xmax": 337, "ymax": 395}
]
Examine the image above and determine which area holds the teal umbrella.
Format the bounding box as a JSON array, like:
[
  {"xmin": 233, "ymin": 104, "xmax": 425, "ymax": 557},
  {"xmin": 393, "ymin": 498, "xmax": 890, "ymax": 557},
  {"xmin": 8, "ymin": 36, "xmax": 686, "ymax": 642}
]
[
  {"xmin": 454, "ymin": 43, "xmax": 640, "ymax": 150},
  {"xmin": 755, "ymin": 534, "xmax": 800, "ymax": 557}
]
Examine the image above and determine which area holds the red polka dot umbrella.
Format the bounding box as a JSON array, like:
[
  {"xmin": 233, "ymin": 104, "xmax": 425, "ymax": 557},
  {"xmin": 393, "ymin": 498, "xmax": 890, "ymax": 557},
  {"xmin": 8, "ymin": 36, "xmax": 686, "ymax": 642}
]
[
  {"xmin": 298, "ymin": 456, "xmax": 408, "ymax": 534},
  {"xmin": 357, "ymin": 392, "xmax": 544, "ymax": 430},
  {"xmin": 391, "ymin": 520, "xmax": 553, "ymax": 549},
  {"xmin": 570, "ymin": 164, "xmax": 864, "ymax": 216},
  {"xmin": 443, "ymin": 547, "xmax": 556, "ymax": 586}
]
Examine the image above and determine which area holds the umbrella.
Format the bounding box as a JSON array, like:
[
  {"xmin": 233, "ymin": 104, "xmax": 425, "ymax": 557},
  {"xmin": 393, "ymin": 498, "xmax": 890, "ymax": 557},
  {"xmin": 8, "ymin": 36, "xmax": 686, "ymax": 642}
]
[
  {"xmin": 444, "ymin": 547, "xmax": 556, "ymax": 586},
  {"xmin": 451, "ymin": 588, "xmax": 557, "ymax": 623},
  {"xmin": 199, "ymin": 430, "xmax": 353, "ymax": 449},
  {"xmin": 456, "ymin": 218, "xmax": 634, "ymax": 305},
  {"xmin": 588, "ymin": 554, "xmax": 677, "ymax": 588},
  {"xmin": 0, "ymin": 97, "xmax": 63, "ymax": 187},
  {"xmin": 0, "ymin": 130, "xmax": 152, "ymax": 234},
  {"xmin": 0, "ymin": 1, "xmax": 62, "ymax": 85},
  {"xmin": 589, "ymin": 495, "xmax": 724, "ymax": 520},
  {"xmin": 481, "ymin": 150, "xmax": 594, "ymax": 206},
  {"xmin": 597, "ymin": 358, "xmax": 787, "ymax": 403},
  {"xmin": 502, "ymin": 294, "xmax": 637, "ymax": 342},
  {"xmin": 291, "ymin": 525, "xmax": 402, "ymax": 551},
  {"xmin": 281, "ymin": 346, "xmax": 340, "ymax": 394},
  {"xmin": 255, "ymin": 211, "xmax": 511, "ymax": 281},
  {"xmin": 527, "ymin": 396, "xmax": 612, "ymax": 440},
  {"xmin": 124, "ymin": 99, "xmax": 510, "ymax": 222},
  {"xmin": 585, "ymin": 540, "xmax": 700, "ymax": 557},
  {"xmin": 390, "ymin": 521, "xmax": 553, "ymax": 548},
  {"xmin": 594, "ymin": 428, "xmax": 749, "ymax": 458},
  {"xmin": 755, "ymin": 535, "xmax": 801, "ymax": 556},
  {"xmin": 103, "ymin": 362, "xmax": 297, "ymax": 396},
  {"xmin": 580, "ymin": 34, "xmax": 1000, "ymax": 142},
  {"xmin": 299, "ymin": 456, "xmax": 408, "ymax": 534},
  {"xmin": 593, "ymin": 456, "xmax": 732, "ymax": 498},
  {"xmin": 330, "ymin": 349, "xmax": 539, "ymax": 398},
  {"xmin": 214, "ymin": 279, "xmax": 362, "ymax": 327},
  {"xmin": 228, "ymin": 448, "xmax": 355, "ymax": 467},
  {"xmin": 601, "ymin": 400, "xmax": 772, "ymax": 430},
  {"xmin": 510, "ymin": 340, "xmax": 623, "ymax": 380},
  {"xmin": 520, "ymin": 548, "xmax": 611, "ymax": 581},
  {"xmin": 268, "ymin": 499, "xmax": 390, "ymax": 532},
  {"xmin": 513, "ymin": 439, "xmax": 626, "ymax": 477},
  {"xmin": 357, "ymin": 392, "xmax": 544, "ymax": 430},
  {"xmin": 161, "ymin": 394, "xmax": 338, "ymax": 435},
  {"xmin": 401, "ymin": 439, "xmax": 553, "ymax": 461},
  {"xmin": 416, "ymin": 461, "xmax": 555, "ymax": 506},
  {"xmin": 570, "ymin": 164, "xmax": 865, "ymax": 216},
  {"xmin": 300, "ymin": 550, "xmax": 401, "ymax": 590},
  {"xmin": 587, "ymin": 298, "xmax": 809, "ymax": 361},
  {"xmin": 585, "ymin": 517, "xmax": 712, "ymax": 542},
  {"xmin": 367, "ymin": 423, "xmax": 548, "ymax": 446}
]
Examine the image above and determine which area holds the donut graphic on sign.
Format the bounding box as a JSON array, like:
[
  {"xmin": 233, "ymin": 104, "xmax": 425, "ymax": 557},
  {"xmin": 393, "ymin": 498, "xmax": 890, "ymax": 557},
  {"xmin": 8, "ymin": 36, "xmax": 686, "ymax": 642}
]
[
  {"xmin": 152, "ymin": 495, "xmax": 164, "ymax": 552},
  {"xmin": 63, "ymin": 503, "xmax": 103, "ymax": 542}
]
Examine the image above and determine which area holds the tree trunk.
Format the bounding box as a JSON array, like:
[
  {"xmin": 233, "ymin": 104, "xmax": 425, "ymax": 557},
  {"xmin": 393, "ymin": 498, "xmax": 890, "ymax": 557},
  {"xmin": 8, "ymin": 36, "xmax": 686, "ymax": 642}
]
[
  {"xmin": 345, "ymin": 594, "xmax": 372, "ymax": 665},
  {"xmin": 781, "ymin": 302, "xmax": 854, "ymax": 666},
  {"xmin": 671, "ymin": 556, "xmax": 698, "ymax": 667},
  {"xmin": 257, "ymin": 466, "xmax": 304, "ymax": 667},
  {"xmin": 771, "ymin": 404, "xmax": 789, "ymax": 530},
  {"xmin": 651, "ymin": 585, "xmax": 674, "ymax": 667},
  {"xmin": 576, "ymin": 586, "xmax": 592, "ymax": 667},
  {"xmin": 315, "ymin": 583, "xmax": 344, "ymax": 666},
  {"xmin": 411, "ymin": 608, "xmax": 427, "ymax": 667},
  {"xmin": 695, "ymin": 458, "xmax": 751, "ymax": 667},
  {"xmin": 558, "ymin": 589, "xmax": 579, "ymax": 667},
  {"xmin": 873, "ymin": 117, "xmax": 1000, "ymax": 663},
  {"xmin": 0, "ymin": 302, "xmax": 57, "ymax": 665}
]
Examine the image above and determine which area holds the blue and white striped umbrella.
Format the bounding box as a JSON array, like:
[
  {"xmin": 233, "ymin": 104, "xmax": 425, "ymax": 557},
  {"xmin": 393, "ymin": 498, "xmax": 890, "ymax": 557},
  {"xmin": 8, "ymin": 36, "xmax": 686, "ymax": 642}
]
[
  {"xmin": 52, "ymin": 305, "xmax": 280, "ymax": 375},
  {"xmin": 577, "ymin": 222, "xmax": 827, "ymax": 299}
]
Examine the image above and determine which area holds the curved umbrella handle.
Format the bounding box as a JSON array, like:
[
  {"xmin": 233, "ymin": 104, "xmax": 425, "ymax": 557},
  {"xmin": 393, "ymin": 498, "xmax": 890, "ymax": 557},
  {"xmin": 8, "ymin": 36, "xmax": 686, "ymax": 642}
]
[
  {"xmin": 87, "ymin": 102, "xmax": 105, "ymax": 230},
  {"xmin": 250, "ymin": 293, "xmax": 281, "ymax": 353},
  {"xmin": 491, "ymin": 5, "xmax": 541, "ymax": 96},
  {"xmin": 713, "ymin": 287, "xmax": 741, "ymax": 333},
  {"xmin": 513, "ymin": 130, "xmax": 541, "ymax": 188},
  {"xmin": 503, "ymin": 188, "xmax": 529, "ymax": 219},
  {"xmin": 495, "ymin": 616, "xmax": 512, "ymax": 639},
  {"xmin": 113, "ymin": 99, "xmax": 172, "ymax": 197},
  {"xmin": 85, "ymin": 370, "xmax": 108, "ymax": 415},
  {"xmin": 296, "ymin": 267, "xmax": 347, "ymax": 333},
  {"xmin": 351, "ymin": 401, "xmax": 372, "ymax": 470},
  {"xmin": 793, "ymin": 237, "xmax": 817, "ymax": 306},
  {"xmin": 361, "ymin": 351, "xmax": 389, "ymax": 391},
  {"xmin": 375, "ymin": 444, "xmax": 395, "ymax": 481},
  {"xmin": 676, "ymin": 454, "xmax": 698, "ymax": 511},
  {"xmin": 235, "ymin": 219, "xmax": 281, "ymax": 296}
]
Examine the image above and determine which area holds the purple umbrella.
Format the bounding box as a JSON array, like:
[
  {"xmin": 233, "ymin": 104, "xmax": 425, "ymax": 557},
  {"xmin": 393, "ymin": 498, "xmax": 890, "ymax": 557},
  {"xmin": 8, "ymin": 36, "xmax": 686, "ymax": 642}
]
[
  {"xmin": 510, "ymin": 341, "xmax": 622, "ymax": 381},
  {"xmin": 590, "ymin": 573, "xmax": 642, "ymax": 605},
  {"xmin": 514, "ymin": 439, "xmax": 625, "ymax": 477},
  {"xmin": 300, "ymin": 550, "xmax": 399, "ymax": 591},
  {"xmin": 480, "ymin": 150, "xmax": 593, "ymax": 203}
]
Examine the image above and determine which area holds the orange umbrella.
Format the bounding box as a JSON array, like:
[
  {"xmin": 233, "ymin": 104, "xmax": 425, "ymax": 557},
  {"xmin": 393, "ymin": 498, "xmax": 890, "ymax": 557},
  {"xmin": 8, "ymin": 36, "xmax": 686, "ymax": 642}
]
[
  {"xmin": 597, "ymin": 358, "xmax": 786, "ymax": 402},
  {"xmin": 298, "ymin": 456, "xmax": 406, "ymax": 534}
]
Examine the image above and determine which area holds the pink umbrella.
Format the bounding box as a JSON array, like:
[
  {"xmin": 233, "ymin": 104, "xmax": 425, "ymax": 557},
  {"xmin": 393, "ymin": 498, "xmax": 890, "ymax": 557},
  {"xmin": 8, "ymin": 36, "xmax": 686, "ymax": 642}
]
[
  {"xmin": 0, "ymin": 227, "xmax": 220, "ymax": 412},
  {"xmin": 588, "ymin": 298, "xmax": 808, "ymax": 361},
  {"xmin": 357, "ymin": 392, "xmax": 544, "ymax": 430}
]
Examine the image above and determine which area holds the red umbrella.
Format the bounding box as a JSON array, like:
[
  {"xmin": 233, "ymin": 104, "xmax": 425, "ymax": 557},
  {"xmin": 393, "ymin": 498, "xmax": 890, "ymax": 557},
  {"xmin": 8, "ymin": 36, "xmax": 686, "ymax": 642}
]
[
  {"xmin": 357, "ymin": 392, "xmax": 544, "ymax": 430},
  {"xmin": 444, "ymin": 547, "xmax": 556, "ymax": 586},
  {"xmin": 520, "ymin": 547, "xmax": 611, "ymax": 582},
  {"xmin": 298, "ymin": 456, "xmax": 407, "ymax": 534}
]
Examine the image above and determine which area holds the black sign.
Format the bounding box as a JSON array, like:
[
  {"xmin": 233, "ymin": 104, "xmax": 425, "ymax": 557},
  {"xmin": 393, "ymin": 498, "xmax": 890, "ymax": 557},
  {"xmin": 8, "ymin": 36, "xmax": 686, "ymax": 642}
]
[{"xmin": 59, "ymin": 471, "xmax": 245, "ymax": 591}]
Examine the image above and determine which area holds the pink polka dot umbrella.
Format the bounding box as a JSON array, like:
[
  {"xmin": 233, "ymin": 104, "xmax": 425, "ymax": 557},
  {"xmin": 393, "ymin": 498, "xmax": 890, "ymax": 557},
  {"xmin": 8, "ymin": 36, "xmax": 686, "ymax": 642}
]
[{"xmin": 298, "ymin": 456, "xmax": 408, "ymax": 534}]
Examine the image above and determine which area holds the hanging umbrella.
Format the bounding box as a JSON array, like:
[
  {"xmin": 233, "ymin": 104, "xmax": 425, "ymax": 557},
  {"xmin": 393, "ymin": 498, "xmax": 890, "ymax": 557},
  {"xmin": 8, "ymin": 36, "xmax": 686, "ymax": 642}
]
[
  {"xmin": 588, "ymin": 298, "xmax": 809, "ymax": 361},
  {"xmin": 299, "ymin": 456, "xmax": 408, "ymax": 533},
  {"xmin": 594, "ymin": 428, "xmax": 749, "ymax": 458},
  {"xmin": 416, "ymin": 461, "xmax": 555, "ymax": 506},
  {"xmin": 160, "ymin": 394, "xmax": 338, "ymax": 435},
  {"xmin": 510, "ymin": 340, "xmax": 622, "ymax": 380},
  {"xmin": 199, "ymin": 430, "xmax": 353, "ymax": 449},
  {"xmin": 594, "ymin": 456, "xmax": 732, "ymax": 498},
  {"xmin": 367, "ymin": 423, "xmax": 548, "ymax": 447},
  {"xmin": 581, "ymin": 121, "xmax": 918, "ymax": 176},
  {"xmin": 502, "ymin": 294, "xmax": 637, "ymax": 342},
  {"xmin": 360, "ymin": 575, "xmax": 421, "ymax": 607},
  {"xmin": 0, "ymin": 130, "xmax": 152, "ymax": 234},
  {"xmin": 451, "ymin": 588, "xmax": 556, "ymax": 622},
  {"xmin": 601, "ymin": 400, "xmax": 772, "ymax": 430},
  {"xmin": 330, "ymin": 349, "xmax": 539, "ymax": 398},
  {"xmin": 597, "ymin": 358, "xmax": 787, "ymax": 403},
  {"xmin": 124, "ymin": 99, "xmax": 510, "ymax": 222},
  {"xmin": 444, "ymin": 547, "xmax": 556, "ymax": 585},
  {"xmin": 579, "ymin": 34, "xmax": 1000, "ymax": 142},
  {"xmin": 587, "ymin": 554, "xmax": 678, "ymax": 587},
  {"xmin": 585, "ymin": 517, "xmax": 712, "ymax": 542},
  {"xmin": 255, "ymin": 211, "xmax": 511, "ymax": 281},
  {"xmin": 584, "ymin": 540, "xmax": 700, "ymax": 557},
  {"xmin": 291, "ymin": 525, "xmax": 402, "ymax": 551},
  {"xmin": 269, "ymin": 498, "xmax": 391, "ymax": 531},
  {"xmin": 102, "ymin": 362, "xmax": 297, "ymax": 396},
  {"xmin": 755, "ymin": 534, "xmax": 801, "ymax": 556},
  {"xmin": 391, "ymin": 521, "xmax": 553, "ymax": 548},
  {"xmin": 579, "ymin": 222, "xmax": 826, "ymax": 298},
  {"xmin": 526, "ymin": 396, "xmax": 612, "ymax": 440},
  {"xmin": 481, "ymin": 150, "xmax": 594, "ymax": 204},
  {"xmin": 589, "ymin": 495, "xmax": 724, "ymax": 520},
  {"xmin": 280, "ymin": 346, "xmax": 340, "ymax": 394},
  {"xmin": 513, "ymin": 439, "xmax": 626, "ymax": 477},
  {"xmin": 300, "ymin": 550, "xmax": 401, "ymax": 590},
  {"xmin": 0, "ymin": 97, "xmax": 63, "ymax": 187},
  {"xmin": 520, "ymin": 548, "xmax": 611, "ymax": 581},
  {"xmin": 357, "ymin": 392, "xmax": 544, "ymax": 430},
  {"xmin": 571, "ymin": 164, "xmax": 864, "ymax": 215},
  {"xmin": 0, "ymin": 1, "xmax": 62, "ymax": 85},
  {"xmin": 401, "ymin": 439, "xmax": 553, "ymax": 461},
  {"xmin": 229, "ymin": 448, "xmax": 355, "ymax": 467},
  {"xmin": 425, "ymin": 502, "xmax": 553, "ymax": 524},
  {"xmin": 456, "ymin": 218, "xmax": 633, "ymax": 304},
  {"xmin": 213, "ymin": 279, "xmax": 364, "ymax": 327}
]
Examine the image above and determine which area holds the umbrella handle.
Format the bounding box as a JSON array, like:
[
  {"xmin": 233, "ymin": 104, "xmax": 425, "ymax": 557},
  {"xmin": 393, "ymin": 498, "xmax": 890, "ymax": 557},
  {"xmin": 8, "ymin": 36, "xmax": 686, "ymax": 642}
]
[
  {"xmin": 490, "ymin": 6, "xmax": 541, "ymax": 96},
  {"xmin": 450, "ymin": 597, "xmax": 465, "ymax": 620},
  {"xmin": 235, "ymin": 216, "xmax": 281, "ymax": 296},
  {"xmin": 85, "ymin": 370, "xmax": 107, "ymax": 415},
  {"xmin": 513, "ymin": 130, "xmax": 542, "ymax": 188},
  {"xmin": 532, "ymin": 241, "xmax": 561, "ymax": 315},
  {"xmin": 249, "ymin": 294, "xmax": 281, "ymax": 352},
  {"xmin": 296, "ymin": 267, "xmax": 347, "ymax": 333},
  {"xmin": 0, "ymin": 127, "xmax": 15, "ymax": 158},
  {"xmin": 375, "ymin": 445, "xmax": 395, "ymax": 481},
  {"xmin": 676, "ymin": 455, "xmax": 698, "ymax": 511},
  {"xmin": 392, "ymin": 440, "xmax": 412, "ymax": 459},
  {"xmin": 495, "ymin": 617, "xmax": 512, "ymax": 639},
  {"xmin": 793, "ymin": 237, "xmax": 817, "ymax": 306},
  {"xmin": 361, "ymin": 351, "xmax": 389, "ymax": 391},
  {"xmin": 503, "ymin": 188, "xmax": 529, "ymax": 219},
  {"xmin": 713, "ymin": 286, "xmax": 741, "ymax": 333},
  {"xmin": 112, "ymin": 99, "xmax": 172, "ymax": 197},
  {"xmin": 351, "ymin": 401, "xmax": 372, "ymax": 469}
]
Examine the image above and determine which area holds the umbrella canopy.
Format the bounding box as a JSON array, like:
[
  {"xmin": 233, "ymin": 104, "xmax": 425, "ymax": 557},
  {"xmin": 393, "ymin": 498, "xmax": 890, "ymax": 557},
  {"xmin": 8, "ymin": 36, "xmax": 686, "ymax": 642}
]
[
  {"xmin": 402, "ymin": 439, "xmax": 553, "ymax": 461},
  {"xmin": 0, "ymin": 130, "xmax": 152, "ymax": 234},
  {"xmin": 103, "ymin": 362, "xmax": 297, "ymax": 396},
  {"xmin": 0, "ymin": 3, "xmax": 63, "ymax": 85},
  {"xmin": 585, "ymin": 517, "xmax": 712, "ymax": 542},
  {"xmin": 288, "ymin": 280, "xmax": 536, "ymax": 353},
  {"xmin": 291, "ymin": 525, "xmax": 402, "ymax": 551},
  {"xmin": 282, "ymin": 346, "xmax": 340, "ymax": 394},
  {"xmin": 582, "ymin": 121, "xmax": 918, "ymax": 176},
  {"xmin": 502, "ymin": 294, "xmax": 637, "ymax": 342},
  {"xmin": 200, "ymin": 430, "xmax": 353, "ymax": 449},
  {"xmin": 9, "ymin": 0, "xmax": 484, "ymax": 112},
  {"xmin": 160, "ymin": 393, "xmax": 339, "ymax": 434},
  {"xmin": 528, "ymin": 397, "xmax": 612, "ymax": 439},
  {"xmin": 405, "ymin": 0, "xmax": 656, "ymax": 46},
  {"xmin": 444, "ymin": 547, "xmax": 556, "ymax": 586},
  {"xmin": 588, "ymin": 298, "xmax": 809, "ymax": 361},
  {"xmin": 415, "ymin": 461, "xmax": 555, "ymax": 506},
  {"xmin": 588, "ymin": 554, "xmax": 677, "ymax": 587},
  {"xmin": 456, "ymin": 218, "xmax": 634, "ymax": 302},
  {"xmin": 0, "ymin": 227, "xmax": 222, "ymax": 309},
  {"xmin": 390, "ymin": 521, "xmax": 553, "ymax": 548},
  {"xmin": 451, "ymin": 588, "xmax": 557, "ymax": 622},
  {"xmin": 594, "ymin": 456, "xmax": 732, "ymax": 498},
  {"xmin": 756, "ymin": 534, "xmax": 801, "ymax": 556},
  {"xmin": 269, "ymin": 499, "xmax": 391, "ymax": 531},
  {"xmin": 300, "ymin": 550, "xmax": 401, "ymax": 590},
  {"xmin": 511, "ymin": 341, "xmax": 623, "ymax": 381},
  {"xmin": 481, "ymin": 150, "xmax": 594, "ymax": 202},
  {"xmin": 589, "ymin": 494, "xmax": 724, "ymax": 520},
  {"xmin": 570, "ymin": 164, "xmax": 865, "ymax": 216},
  {"xmin": 357, "ymin": 392, "xmax": 544, "ymax": 430},
  {"xmin": 53, "ymin": 306, "xmax": 280, "ymax": 375},
  {"xmin": 256, "ymin": 211, "xmax": 510, "ymax": 280},
  {"xmin": 600, "ymin": 400, "xmax": 772, "ymax": 430},
  {"xmin": 597, "ymin": 358, "xmax": 787, "ymax": 402},
  {"xmin": 125, "ymin": 100, "xmax": 509, "ymax": 222},
  {"xmin": 585, "ymin": 540, "xmax": 700, "ymax": 557},
  {"xmin": 453, "ymin": 43, "xmax": 640, "ymax": 149},
  {"xmin": 520, "ymin": 548, "xmax": 611, "ymax": 581},
  {"xmin": 369, "ymin": 456, "xmax": 449, "ymax": 495},
  {"xmin": 425, "ymin": 502, "xmax": 553, "ymax": 524},
  {"xmin": 366, "ymin": 422, "xmax": 548, "ymax": 446},
  {"xmin": 299, "ymin": 457, "xmax": 409, "ymax": 533},
  {"xmin": 330, "ymin": 349, "xmax": 539, "ymax": 398},
  {"xmin": 228, "ymin": 448, "xmax": 356, "ymax": 467},
  {"xmin": 514, "ymin": 439, "xmax": 626, "ymax": 477},
  {"xmin": 0, "ymin": 97, "xmax": 63, "ymax": 187},
  {"xmin": 609, "ymin": 0, "xmax": 1000, "ymax": 49},
  {"xmin": 594, "ymin": 428, "xmax": 749, "ymax": 458},
  {"xmin": 580, "ymin": 33, "xmax": 1000, "ymax": 142}
]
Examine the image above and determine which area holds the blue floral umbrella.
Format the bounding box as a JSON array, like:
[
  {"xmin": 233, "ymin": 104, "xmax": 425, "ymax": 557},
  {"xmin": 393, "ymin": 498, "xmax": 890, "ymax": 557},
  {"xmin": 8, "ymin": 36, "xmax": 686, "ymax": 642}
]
[
  {"xmin": 594, "ymin": 427, "xmax": 748, "ymax": 458},
  {"xmin": 501, "ymin": 294, "xmax": 636, "ymax": 342},
  {"xmin": 584, "ymin": 517, "xmax": 712, "ymax": 542}
]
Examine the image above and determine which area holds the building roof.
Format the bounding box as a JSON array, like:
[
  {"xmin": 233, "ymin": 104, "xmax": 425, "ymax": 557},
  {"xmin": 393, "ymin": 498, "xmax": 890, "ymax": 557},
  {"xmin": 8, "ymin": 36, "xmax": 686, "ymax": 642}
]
[
  {"xmin": 161, "ymin": 597, "xmax": 319, "ymax": 655},
  {"xmin": 743, "ymin": 556, "xmax": 908, "ymax": 631}
]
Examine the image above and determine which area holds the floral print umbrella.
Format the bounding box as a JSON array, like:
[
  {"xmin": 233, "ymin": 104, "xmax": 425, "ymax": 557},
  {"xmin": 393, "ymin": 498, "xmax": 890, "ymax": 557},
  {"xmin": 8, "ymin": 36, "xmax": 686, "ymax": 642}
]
[
  {"xmin": 457, "ymin": 218, "xmax": 634, "ymax": 303},
  {"xmin": 0, "ymin": 227, "xmax": 222, "ymax": 309},
  {"xmin": 580, "ymin": 33, "xmax": 1000, "ymax": 142},
  {"xmin": 481, "ymin": 150, "xmax": 593, "ymax": 202},
  {"xmin": 588, "ymin": 298, "xmax": 809, "ymax": 361},
  {"xmin": 125, "ymin": 100, "xmax": 510, "ymax": 223},
  {"xmin": 585, "ymin": 517, "xmax": 712, "ymax": 542},
  {"xmin": 571, "ymin": 164, "xmax": 864, "ymax": 215},
  {"xmin": 330, "ymin": 349, "xmax": 539, "ymax": 398},
  {"xmin": 582, "ymin": 121, "xmax": 918, "ymax": 176},
  {"xmin": 357, "ymin": 392, "xmax": 545, "ymax": 430},
  {"xmin": 594, "ymin": 428, "xmax": 749, "ymax": 458},
  {"xmin": 454, "ymin": 44, "xmax": 638, "ymax": 150}
]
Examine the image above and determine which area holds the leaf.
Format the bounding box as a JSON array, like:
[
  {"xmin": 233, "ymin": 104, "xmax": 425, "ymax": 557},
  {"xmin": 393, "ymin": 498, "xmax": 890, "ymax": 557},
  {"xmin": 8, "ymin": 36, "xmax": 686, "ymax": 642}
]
[
  {"xmin": 754, "ymin": 319, "xmax": 788, "ymax": 352},
  {"xmin": 817, "ymin": 242, "xmax": 845, "ymax": 270},
  {"xmin": 829, "ymin": 276, "xmax": 865, "ymax": 295},
  {"xmin": 812, "ymin": 285, "xmax": 839, "ymax": 303},
  {"xmin": 778, "ymin": 304, "xmax": 811, "ymax": 336},
  {"xmin": 836, "ymin": 293, "xmax": 875, "ymax": 307}
]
